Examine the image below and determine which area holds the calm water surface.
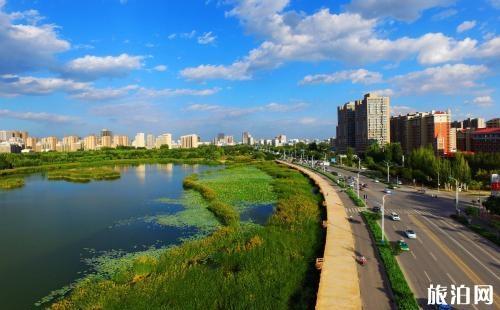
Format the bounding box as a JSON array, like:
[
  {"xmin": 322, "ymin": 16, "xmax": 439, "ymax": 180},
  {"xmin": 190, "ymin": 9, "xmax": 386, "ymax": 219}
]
[{"xmin": 0, "ymin": 164, "xmax": 215, "ymax": 309}]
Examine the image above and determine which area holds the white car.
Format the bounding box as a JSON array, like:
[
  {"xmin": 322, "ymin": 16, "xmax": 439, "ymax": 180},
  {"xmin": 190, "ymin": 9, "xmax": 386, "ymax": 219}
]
[
  {"xmin": 384, "ymin": 188, "xmax": 392, "ymax": 194},
  {"xmin": 374, "ymin": 179, "xmax": 380, "ymax": 183},
  {"xmin": 405, "ymin": 229, "xmax": 417, "ymax": 239},
  {"xmin": 391, "ymin": 212, "xmax": 400, "ymax": 221}
]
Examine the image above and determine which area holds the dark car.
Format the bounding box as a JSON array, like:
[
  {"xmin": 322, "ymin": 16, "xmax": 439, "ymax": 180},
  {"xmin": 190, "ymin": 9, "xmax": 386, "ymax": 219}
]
[{"xmin": 372, "ymin": 206, "xmax": 381, "ymax": 213}]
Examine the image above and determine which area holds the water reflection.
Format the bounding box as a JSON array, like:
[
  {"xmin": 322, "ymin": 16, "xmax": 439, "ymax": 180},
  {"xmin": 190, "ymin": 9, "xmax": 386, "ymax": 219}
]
[{"xmin": 135, "ymin": 164, "xmax": 146, "ymax": 183}]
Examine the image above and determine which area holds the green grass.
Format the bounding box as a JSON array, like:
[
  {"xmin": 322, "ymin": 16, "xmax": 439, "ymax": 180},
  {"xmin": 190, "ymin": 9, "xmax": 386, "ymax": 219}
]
[
  {"xmin": 47, "ymin": 167, "xmax": 121, "ymax": 183},
  {"xmin": 0, "ymin": 177, "xmax": 25, "ymax": 189},
  {"xmin": 361, "ymin": 211, "xmax": 418, "ymax": 310},
  {"xmin": 50, "ymin": 161, "xmax": 324, "ymax": 309}
]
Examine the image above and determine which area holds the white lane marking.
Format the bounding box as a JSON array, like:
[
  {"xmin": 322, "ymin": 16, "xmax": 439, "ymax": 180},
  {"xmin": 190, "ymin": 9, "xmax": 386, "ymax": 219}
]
[
  {"xmin": 424, "ymin": 270, "xmax": 432, "ymax": 282},
  {"xmin": 421, "ymin": 216, "xmax": 500, "ymax": 281},
  {"xmin": 438, "ymin": 218, "xmax": 500, "ymax": 264},
  {"xmin": 429, "ymin": 252, "xmax": 437, "ymax": 261},
  {"xmin": 410, "ymin": 251, "xmax": 417, "ymax": 259},
  {"xmin": 417, "ymin": 237, "xmax": 423, "ymax": 245},
  {"xmin": 446, "ymin": 272, "xmax": 456, "ymax": 284}
]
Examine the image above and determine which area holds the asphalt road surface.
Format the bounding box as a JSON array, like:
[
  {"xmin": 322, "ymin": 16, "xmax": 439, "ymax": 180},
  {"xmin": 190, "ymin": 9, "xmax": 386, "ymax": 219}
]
[{"xmin": 327, "ymin": 165, "xmax": 500, "ymax": 310}]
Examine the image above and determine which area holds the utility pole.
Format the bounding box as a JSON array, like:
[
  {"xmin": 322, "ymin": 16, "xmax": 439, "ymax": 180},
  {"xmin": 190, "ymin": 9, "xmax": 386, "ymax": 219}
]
[
  {"xmin": 358, "ymin": 157, "xmax": 361, "ymax": 170},
  {"xmin": 384, "ymin": 161, "xmax": 391, "ymax": 183},
  {"xmin": 437, "ymin": 170, "xmax": 440, "ymax": 192}
]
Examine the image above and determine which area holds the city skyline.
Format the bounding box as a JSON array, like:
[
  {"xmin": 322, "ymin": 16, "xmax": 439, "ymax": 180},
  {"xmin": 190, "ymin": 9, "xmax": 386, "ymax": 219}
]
[{"xmin": 0, "ymin": 0, "xmax": 499, "ymax": 139}]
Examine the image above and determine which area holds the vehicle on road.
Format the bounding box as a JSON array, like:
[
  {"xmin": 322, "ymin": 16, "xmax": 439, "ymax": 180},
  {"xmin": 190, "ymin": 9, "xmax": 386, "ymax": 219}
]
[
  {"xmin": 435, "ymin": 304, "xmax": 452, "ymax": 310},
  {"xmin": 355, "ymin": 255, "xmax": 367, "ymax": 265},
  {"xmin": 405, "ymin": 229, "xmax": 416, "ymax": 239},
  {"xmin": 374, "ymin": 179, "xmax": 380, "ymax": 183},
  {"xmin": 390, "ymin": 212, "xmax": 400, "ymax": 221},
  {"xmin": 383, "ymin": 188, "xmax": 392, "ymax": 194},
  {"xmin": 431, "ymin": 194, "xmax": 438, "ymax": 198},
  {"xmin": 372, "ymin": 206, "xmax": 381, "ymax": 213},
  {"xmin": 397, "ymin": 180, "xmax": 402, "ymax": 185},
  {"xmin": 362, "ymin": 183, "xmax": 368, "ymax": 188},
  {"xmin": 398, "ymin": 240, "xmax": 410, "ymax": 251}
]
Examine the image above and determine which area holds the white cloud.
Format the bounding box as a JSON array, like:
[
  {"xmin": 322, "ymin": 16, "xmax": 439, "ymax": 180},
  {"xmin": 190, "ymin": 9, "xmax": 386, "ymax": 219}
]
[
  {"xmin": 180, "ymin": 30, "xmax": 196, "ymax": 39},
  {"xmin": 369, "ymin": 88, "xmax": 394, "ymax": 97},
  {"xmin": 298, "ymin": 117, "xmax": 316, "ymax": 125},
  {"xmin": 391, "ymin": 64, "xmax": 488, "ymax": 95},
  {"xmin": 137, "ymin": 87, "xmax": 221, "ymax": 98},
  {"xmin": 186, "ymin": 104, "xmax": 222, "ymax": 111},
  {"xmin": 0, "ymin": 109, "xmax": 79, "ymax": 123},
  {"xmin": 181, "ymin": 1, "xmax": 499, "ymax": 81},
  {"xmin": 457, "ymin": 20, "xmax": 476, "ymax": 33},
  {"xmin": 432, "ymin": 8, "xmax": 458, "ymax": 20},
  {"xmin": 0, "ymin": 74, "xmax": 88, "ymax": 96},
  {"xmin": 153, "ymin": 65, "xmax": 167, "ymax": 72},
  {"xmin": 0, "ymin": 3, "xmax": 70, "ymax": 74},
  {"xmin": 71, "ymin": 85, "xmax": 138, "ymax": 101},
  {"xmin": 391, "ymin": 105, "xmax": 417, "ymax": 116},
  {"xmin": 197, "ymin": 31, "xmax": 217, "ymax": 44},
  {"xmin": 264, "ymin": 102, "xmax": 308, "ymax": 112},
  {"xmin": 489, "ymin": 0, "xmax": 500, "ymax": 9},
  {"xmin": 300, "ymin": 69, "xmax": 382, "ymax": 85},
  {"xmin": 167, "ymin": 33, "xmax": 176, "ymax": 40},
  {"xmin": 472, "ymin": 96, "xmax": 493, "ymax": 107},
  {"xmin": 345, "ymin": 0, "xmax": 455, "ymax": 22},
  {"xmin": 62, "ymin": 54, "xmax": 143, "ymax": 81}
]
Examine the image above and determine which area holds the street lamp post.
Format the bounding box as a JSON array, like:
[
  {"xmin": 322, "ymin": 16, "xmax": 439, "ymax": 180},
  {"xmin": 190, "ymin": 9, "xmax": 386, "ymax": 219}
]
[
  {"xmin": 450, "ymin": 177, "xmax": 460, "ymax": 214},
  {"xmin": 357, "ymin": 171, "xmax": 360, "ymax": 198},
  {"xmin": 384, "ymin": 161, "xmax": 391, "ymax": 183},
  {"xmin": 381, "ymin": 193, "xmax": 390, "ymax": 243}
]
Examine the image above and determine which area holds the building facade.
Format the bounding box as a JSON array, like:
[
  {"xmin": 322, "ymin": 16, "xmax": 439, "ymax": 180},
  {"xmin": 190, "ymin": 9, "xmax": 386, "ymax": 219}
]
[
  {"xmin": 354, "ymin": 93, "xmax": 390, "ymax": 153},
  {"xmin": 180, "ymin": 134, "xmax": 199, "ymax": 148},
  {"xmin": 336, "ymin": 101, "xmax": 356, "ymax": 152},
  {"xmin": 486, "ymin": 118, "xmax": 500, "ymax": 128},
  {"xmin": 155, "ymin": 133, "xmax": 172, "ymax": 149}
]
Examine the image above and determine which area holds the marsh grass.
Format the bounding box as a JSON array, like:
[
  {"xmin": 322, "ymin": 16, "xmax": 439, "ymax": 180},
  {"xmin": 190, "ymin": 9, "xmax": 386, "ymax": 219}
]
[
  {"xmin": 47, "ymin": 167, "xmax": 120, "ymax": 183},
  {"xmin": 51, "ymin": 162, "xmax": 324, "ymax": 309},
  {"xmin": 0, "ymin": 177, "xmax": 25, "ymax": 189}
]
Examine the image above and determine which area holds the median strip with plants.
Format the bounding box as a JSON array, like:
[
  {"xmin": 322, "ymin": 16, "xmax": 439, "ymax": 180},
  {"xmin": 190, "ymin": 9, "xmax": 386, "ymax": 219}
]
[{"xmin": 361, "ymin": 211, "xmax": 419, "ymax": 310}]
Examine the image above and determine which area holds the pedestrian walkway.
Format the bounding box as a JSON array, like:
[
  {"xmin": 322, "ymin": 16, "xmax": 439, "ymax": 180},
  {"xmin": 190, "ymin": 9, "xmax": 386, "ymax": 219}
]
[{"xmin": 277, "ymin": 161, "xmax": 362, "ymax": 310}]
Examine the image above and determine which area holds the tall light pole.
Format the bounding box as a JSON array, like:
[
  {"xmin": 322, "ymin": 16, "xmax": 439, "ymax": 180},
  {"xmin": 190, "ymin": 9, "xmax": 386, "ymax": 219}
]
[
  {"xmin": 450, "ymin": 177, "xmax": 460, "ymax": 214},
  {"xmin": 381, "ymin": 193, "xmax": 391, "ymax": 243},
  {"xmin": 383, "ymin": 161, "xmax": 392, "ymax": 183},
  {"xmin": 358, "ymin": 157, "xmax": 361, "ymax": 170},
  {"xmin": 357, "ymin": 171, "xmax": 360, "ymax": 198}
]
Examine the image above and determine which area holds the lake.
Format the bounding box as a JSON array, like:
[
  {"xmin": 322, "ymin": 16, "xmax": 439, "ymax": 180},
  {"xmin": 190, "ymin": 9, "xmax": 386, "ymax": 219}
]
[{"xmin": 0, "ymin": 164, "xmax": 218, "ymax": 309}]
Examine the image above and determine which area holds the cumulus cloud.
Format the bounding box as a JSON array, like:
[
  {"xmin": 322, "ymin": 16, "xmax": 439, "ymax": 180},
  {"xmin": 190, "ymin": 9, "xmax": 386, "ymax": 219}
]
[
  {"xmin": 62, "ymin": 54, "xmax": 143, "ymax": 81},
  {"xmin": 0, "ymin": 109, "xmax": 79, "ymax": 123},
  {"xmin": 472, "ymin": 95, "xmax": 494, "ymax": 107},
  {"xmin": 197, "ymin": 31, "xmax": 217, "ymax": 44},
  {"xmin": 185, "ymin": 101, "xmax": 308, "ymax": 117},
  {"xmin": 181, "ymin": 1, "xmax": 499, "ymax": 81},
  {"xmin": 71, "ymin": 85, "xmax": 138, "ymax": 101},
  {"xmin": 186, "ymin": 103, "xmax": 221, "ymax": 111},
  {"xmin": 369, "ymin": 88, "xmax": 394, "ymax": 97},
  {"xmin": 391, "ymin": 105, "xmax": 417, "ymax": 116},
  {"xmin": 0, "ymin": 74, "xmax": 88, "ymax": 96},
  {"xmin": 345, "ymin": 0, "xmax": 455, "ymax": 22},
  {"xmin": 391, "ymin": 64, "xmax": 488, "ymax": 95},
  {"xmin": 0, "ymin": 2, "xmax": 70, "ymax": 74},
  {"xmin": 300, "ymin": 69, "xmax": 382, "ymax": 85},
  {"xmin": 457, "ymin": 20, "xmax": 476, "ymax": 33},
  {"xmin": 137, "ymin": 87, "xmax": 220, "ymax": 98}
]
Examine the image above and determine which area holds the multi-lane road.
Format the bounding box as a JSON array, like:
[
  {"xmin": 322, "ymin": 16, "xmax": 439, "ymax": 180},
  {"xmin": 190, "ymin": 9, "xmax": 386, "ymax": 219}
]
[{"xmin": 327, "ymin": 165, "xmax": 499, "ymax": 310}]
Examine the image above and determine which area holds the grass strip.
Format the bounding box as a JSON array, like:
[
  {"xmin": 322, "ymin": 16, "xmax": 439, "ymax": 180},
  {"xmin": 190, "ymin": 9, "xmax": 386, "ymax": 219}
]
[
  {"xmin": 0, "ymin": 177, "xmax": 25, "ymax": 189},
  {"xmin": 361, "ymin": 211, "xmax": 419, "ymax": 310}
]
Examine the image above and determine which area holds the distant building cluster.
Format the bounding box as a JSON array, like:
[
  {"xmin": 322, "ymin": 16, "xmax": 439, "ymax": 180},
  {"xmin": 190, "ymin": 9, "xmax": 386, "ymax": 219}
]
[
  {"xmin": 0, "ymin": 127, "xmax": 314, "ymax": 154},
  {"xmin": 336, "ymin": 93, "xmax": 499, "ymax": 155}
]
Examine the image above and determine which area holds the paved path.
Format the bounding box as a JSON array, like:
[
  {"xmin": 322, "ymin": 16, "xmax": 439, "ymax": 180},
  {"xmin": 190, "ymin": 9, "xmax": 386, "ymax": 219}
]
[{"xmin": 277, "ymin": 161, "xmax": 362, "ymax": 310}]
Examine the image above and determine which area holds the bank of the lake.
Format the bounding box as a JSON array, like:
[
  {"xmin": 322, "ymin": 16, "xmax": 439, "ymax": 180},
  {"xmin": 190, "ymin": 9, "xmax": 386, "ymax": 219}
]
[
  {"xmin": 0, "ymin": 164, "xmax": 219, "ymax": 309},
  {"xmin": 52, "ymin": 162, "xmax": 325, "ymax": 309}
]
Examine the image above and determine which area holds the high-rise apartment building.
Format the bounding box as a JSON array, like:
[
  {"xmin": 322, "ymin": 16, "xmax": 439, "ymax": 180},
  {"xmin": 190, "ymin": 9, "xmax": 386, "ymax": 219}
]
[
  {"xmin": 132, "ymin": 133, "xmax": 146, "ymax": 148},
  {"xmin": 390, "ymin": 110, "xmax": 451, "ymax": 155},
  {"xmin": 83, "ymin": 135, "xmax": 98, "ymax": 150},
  {"xmin": 41, "ymin": 136, "xmax": 58, "ymax": 151},
  {"xmin": 155, "ymin": 133, "xmax": 172, "ymax": 149},
  {"xmin": 180, "ymin": 134, "xmax": 199, "ymax": 148},
  {"xmin": 113, "ymin": 135, "xmax": 130, "ymax": 147},
  {"xmin": 25, "ymin": 137, "xmax": 37, "ymax": 149},
  {"xmin": 0, "ymin": 130, "xmax": 28, "ymax": 142},
  {"xmin": 101, "ymin": 129, "xmax": 113, "ymax": 137},
  {"xmin": 451, "ymin": 117, "xmax": 485, "ymax": 130},
  {"xmin": 242, "ymin": 132, "xmax": 254, "ymax": 145},
  {"xmin": 101, "ymin": 135, "xmax": 112, "ymax": 148},
  {"xmin": 354, "ymin": 93, "xmax": 390, "ymax": 152},
  {"xmin": 146, "ymin": 134, "xmax": 155, "ymax": 149},
  {"xmin": 62, "ymin": 136, "xmax": 81, "ymax": 152},
  {"xmin": 336, "ymin": 101, "xmax": 357, "ymax": 152}
]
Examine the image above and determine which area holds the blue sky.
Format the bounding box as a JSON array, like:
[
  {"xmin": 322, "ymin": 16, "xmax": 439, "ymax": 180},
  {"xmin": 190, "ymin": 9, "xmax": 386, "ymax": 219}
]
[{"xmin": 0, "ymin": 0, "xmax": 499, "ymax": 140}]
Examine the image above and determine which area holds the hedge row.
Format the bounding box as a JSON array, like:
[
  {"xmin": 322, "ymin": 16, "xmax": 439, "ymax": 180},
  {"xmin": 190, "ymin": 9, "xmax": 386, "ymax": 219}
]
[{"xmin": 361, "ymin": 211, "xmax": 419, "ymax": 310}]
